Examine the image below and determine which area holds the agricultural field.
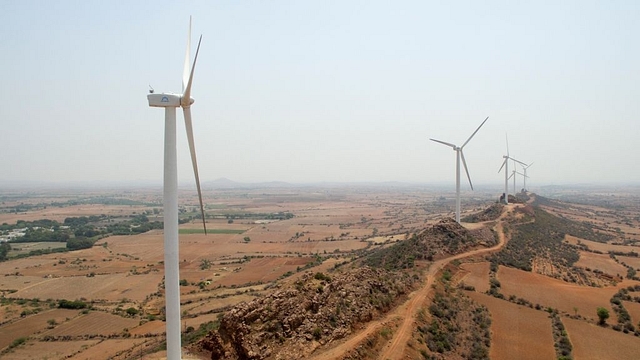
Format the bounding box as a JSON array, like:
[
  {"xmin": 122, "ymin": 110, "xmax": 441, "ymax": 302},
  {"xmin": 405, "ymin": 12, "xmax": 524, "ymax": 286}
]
[
  {"xmin": 575, "ymin": 250, "xmax": 628, "ymax": 278},
  {"xmin": 467, "ymin": 292, "xmax": 556, "ymax": 360},
  {"xmin": 44, "ymin": 311, "xmax": 140, "ymax": 337},
  {"xmin": 563, "ymin": 317, "xmax": 640, "ymax": 360},
  {"xmin": 496, "ymin": 265, "xmax": 630, "ymax": 319},
  {"xmin": 566, "ymin": 235, "xmax": 640, "ymax": 254}
]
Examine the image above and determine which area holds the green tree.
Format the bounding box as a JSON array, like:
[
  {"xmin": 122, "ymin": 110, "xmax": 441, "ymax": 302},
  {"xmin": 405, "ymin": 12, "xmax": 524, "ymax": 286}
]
[
  {"xmin": 126, "ymin": 307, "xmax": 139, "ymax": 316},
  {"xmin": 597, "ymin": 307, "xmax": 609, "ymax": 325},
  {"xmin": 0, "ymin": 242, "xmax": 11, "ymax": 261},
  {"xmin": 243, "ymin": 236, "xmax": 251, "ymax": 242}
]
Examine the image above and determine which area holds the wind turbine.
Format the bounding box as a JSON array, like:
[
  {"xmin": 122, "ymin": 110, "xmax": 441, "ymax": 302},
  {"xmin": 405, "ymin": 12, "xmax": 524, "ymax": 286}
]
[
  {"xmin": 430, "ymin": 116, "xmax": 488, "ymax": 223},
  {"xmin": 516, "ymin": 170, "xmax": 529, "ymax": 193},
  {"xmin": 521, "ymin": 162, "xmax": 533, "ymax": 191},
  {"xmin": 147, "ymin": 17, "xmax": 207, "ymax": 360},
  {"xmin": 498, "ymin": 135, "xmax": 526, "ymax": 204}
]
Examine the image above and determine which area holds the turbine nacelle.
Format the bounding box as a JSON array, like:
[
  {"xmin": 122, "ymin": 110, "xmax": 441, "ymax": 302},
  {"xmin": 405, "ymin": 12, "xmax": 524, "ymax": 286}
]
[{"xmin": 148, "ymin": 93, "xmax": 195, "ymax": 108}]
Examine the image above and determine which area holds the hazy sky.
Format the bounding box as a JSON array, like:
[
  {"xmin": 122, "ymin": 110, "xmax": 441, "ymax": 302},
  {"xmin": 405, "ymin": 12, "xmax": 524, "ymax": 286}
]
[{"xmin": 1, "ymin": 1, "xmax": 638, "ymax": 188}]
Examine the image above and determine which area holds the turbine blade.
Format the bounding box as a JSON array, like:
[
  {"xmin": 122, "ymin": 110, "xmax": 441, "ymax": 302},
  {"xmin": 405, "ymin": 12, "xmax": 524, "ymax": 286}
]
[
  {"xmin": 182, "ymin": 16, "xmax": 192, "ymax": 93},
  {"xmin": 183, "ymin": 107, "xmax": 207, "ymax": 235},
  {"xmin": 430, "ymin": 138, "xmax": 457, "ymax": 148},
  {"xmin": 498, "ymin": 158, "xmax": 507, "ymax": 173},
  {"xmin": 510, "ymin": 157, "xmax": 528, "ymax": 166},
  {"xmin": 462, "ymin": 116, "xmax": 489, "ymax": 148},
  {"xmin": 460, "ymin": 150, "xmax": 473, "ymax": 190},
  {"xmin": 505, "ymin": 133, "xmax": 510, "ymax": 157},
  {"xmin": 182, "ymin": 35, "xmax": 202, "ymax": 107},
  {"xmin": 508, "ymin": 171, "xmax": 514, "ymax": 180},
  {"xmin": 526, "ymin": 162, "xmax": 534, "ymax": 169}
]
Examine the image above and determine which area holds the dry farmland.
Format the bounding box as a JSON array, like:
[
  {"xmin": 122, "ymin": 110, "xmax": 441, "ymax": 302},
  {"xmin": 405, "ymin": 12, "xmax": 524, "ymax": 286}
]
[
  {"xmin": 497, "ymin": 265, "xmax": 628, "ymax": 319},
  {"xmin": 0, "ymin": 185, "xmax": 468, "ymax": 358},
  {"xmin": 2, "ymin": 185, "xmax": 640, "ymax": 359},
  {"xmin": 564, "ymin": 317, "xmax": 640, "ymax": 360},
  {"xmin": 467, "ymin": 292, "xmax": 556, "ymax": 360}
]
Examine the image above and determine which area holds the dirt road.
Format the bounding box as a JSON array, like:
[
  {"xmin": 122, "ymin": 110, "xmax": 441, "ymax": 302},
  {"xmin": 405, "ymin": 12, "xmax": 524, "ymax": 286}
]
[{"xmin": 310, "ymin": 206, "xmax": 513, "ymax": 360}]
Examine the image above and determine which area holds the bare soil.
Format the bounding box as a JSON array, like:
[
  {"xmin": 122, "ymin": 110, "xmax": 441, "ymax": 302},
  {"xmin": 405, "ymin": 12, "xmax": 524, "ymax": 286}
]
[
  {"xmin": 575, "ymin": 250, "xmax": 628, "ymax": 277},
  {"xmin": 564, "ymin": 316, "xmax": 640, "ymax": 360},
  {"xmin": 497, "ymin": 265, "xmax": 637, "ymax": 320},
  {"xmin": 467, "ymin": 292, "xmax": 556, "ymax": 360},
  {"xmin": 459, "ymin": 261, "xmax": 491, "ymax": 293},
  {"xmin": 44, "ymin": 311, "xmax": 140, "ymax": 337},
  {"xmin": 1, "ymin": 339, "xmax": 100, "ymax": 360}
]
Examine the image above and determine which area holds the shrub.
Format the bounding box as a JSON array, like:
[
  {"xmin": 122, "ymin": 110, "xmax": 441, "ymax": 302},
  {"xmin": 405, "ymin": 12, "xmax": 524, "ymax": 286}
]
[
  {"xmin": 312, "ymin": 327, "xmax": 322, "ymax": 340},
  {"xmin": 597, "ymin": 307, "xmax": 609, "ymax": 325},
  {"xmin": 58, "ymin": 299, "xmax": 87, "ymax": 309}
]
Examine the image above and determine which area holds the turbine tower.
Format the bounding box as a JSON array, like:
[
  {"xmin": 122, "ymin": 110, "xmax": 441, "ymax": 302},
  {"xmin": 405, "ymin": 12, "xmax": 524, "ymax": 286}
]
[
  {"xmin": 510, "ymin": 164, "xmax": 517, "ymax": 196},
  {"xmin": 147, "ymin": 17, "xmax": 206, "ymax": 360},
  {"xmin": 430, "ymin": 116, "xmax": 488, "ymax": 223},
  {"xmin": 498, "ymin": 135, "xmax": 526, "ymax": 204}
]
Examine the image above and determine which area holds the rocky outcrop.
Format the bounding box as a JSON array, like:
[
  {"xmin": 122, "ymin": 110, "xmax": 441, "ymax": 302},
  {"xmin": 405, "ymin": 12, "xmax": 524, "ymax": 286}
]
[
  {"xmin": 425, "ymin": 218, "xmax": 489, "ymax": 256},
  {"xmin": 198, "ymin": 267, "xmax": 415, "ymax": 360}
]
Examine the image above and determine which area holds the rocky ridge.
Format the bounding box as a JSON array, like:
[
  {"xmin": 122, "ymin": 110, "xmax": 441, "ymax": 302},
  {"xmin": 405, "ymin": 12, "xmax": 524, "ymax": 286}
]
[{"xmin": 198, "ymin": 267, "xmax": 415, "ymax": 359}]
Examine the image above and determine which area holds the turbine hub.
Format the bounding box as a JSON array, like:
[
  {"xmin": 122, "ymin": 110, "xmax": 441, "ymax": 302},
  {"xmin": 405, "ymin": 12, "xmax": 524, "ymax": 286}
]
[{"xmin": 181, "ymin": 97, "xmax": 195, "ymax": 107}]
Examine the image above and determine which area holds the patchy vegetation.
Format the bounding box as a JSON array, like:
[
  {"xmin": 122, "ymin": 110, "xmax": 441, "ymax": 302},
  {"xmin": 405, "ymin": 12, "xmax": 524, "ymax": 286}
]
[
  {"xmin": 364, "ymin": 219, "xmax": 489, "ymax": 271},
  {"xmin": 462, "ymin": 203, "xmax": 503, "ymax": 223},
  {"xmin": 609, "ymin": 285, "xmax": 640, "ymax": 335},
  {"xmin": 550, "ymin": 310, "xmax": 573, "ymax": 359},
  {"xmin": 490, "ymin": 207, "xmax": 603, "ymax": 272},
  {"xmin": 413, "ymin": 265, "xmax": 491, "ymax": 360}
]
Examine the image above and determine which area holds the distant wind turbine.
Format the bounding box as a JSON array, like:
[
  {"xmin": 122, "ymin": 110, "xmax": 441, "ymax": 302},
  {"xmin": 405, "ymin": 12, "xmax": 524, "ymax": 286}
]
[
  {"xmin": 147, "ymin": 17, "xmax": 207, "ymax": 360},
  {"xmin": 508, "ymin": 162, "xmax": 526, "ymax": 196},
  {"xmin": 498, "ymin": 135, "xmax": 526, "ymax": 204},
  {"xmin": 521, "ymin": 162, "xmax": 533, "ymax": 191},
  {"xmin": 430, "ymin": 116, "xmax": 489, "ymax": 223},
  {"xmin": 516, "ymin": 170, "xmax": 529, "ymax": 193}
]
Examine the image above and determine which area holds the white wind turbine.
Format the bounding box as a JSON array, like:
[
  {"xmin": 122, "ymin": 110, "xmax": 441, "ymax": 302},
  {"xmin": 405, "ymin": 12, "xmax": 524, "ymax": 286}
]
[
  {"xmin": 147, "ymin": 17, "xmax": 207, "ymax": 360},
  {"xmin": 521, "ymin": 162, "xmax": 533, "ymax": 191},
  {"xmin": 498, "ymin": 135, "xmax": 526, "ymax": 204},
  {"xmin": 515, "ymin": 170, "xmax": 529, "ymax": 193},
  {"xmin": 430, "ymin": 116, "xmax": 489, "ymax": 223},
  {"xmin": 508, "ymin": 161, "xmax": 523, "ymax": 196}
]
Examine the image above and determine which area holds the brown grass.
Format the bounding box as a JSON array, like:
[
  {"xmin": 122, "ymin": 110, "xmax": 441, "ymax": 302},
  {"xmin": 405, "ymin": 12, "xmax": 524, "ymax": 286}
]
[
  {"xmin": 564, "ymin": 317, "xmax": 640, "ymax": 360},
  {"xmin": 467, "ymin": 292, "xmax": 556, "ymax": 360}
]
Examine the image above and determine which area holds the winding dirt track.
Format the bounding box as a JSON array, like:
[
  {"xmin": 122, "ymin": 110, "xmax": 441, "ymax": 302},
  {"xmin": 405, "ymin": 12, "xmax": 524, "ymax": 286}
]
[{"xmin": 309, "ymin": 206, "xmax": 513, "ymax": 360}]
